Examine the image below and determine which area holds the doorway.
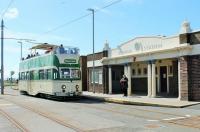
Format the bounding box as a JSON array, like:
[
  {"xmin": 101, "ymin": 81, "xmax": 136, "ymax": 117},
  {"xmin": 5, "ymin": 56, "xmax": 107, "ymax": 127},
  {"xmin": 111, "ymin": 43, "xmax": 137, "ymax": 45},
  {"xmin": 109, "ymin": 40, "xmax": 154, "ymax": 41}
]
[{"xmin": 160, "ymin": 66, "xmax": 167, "ymax": 92}]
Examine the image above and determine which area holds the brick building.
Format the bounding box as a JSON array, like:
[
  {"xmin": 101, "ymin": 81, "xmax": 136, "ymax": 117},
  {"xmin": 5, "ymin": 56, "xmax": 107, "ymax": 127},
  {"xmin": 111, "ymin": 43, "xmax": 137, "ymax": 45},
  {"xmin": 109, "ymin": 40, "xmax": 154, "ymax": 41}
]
[{"xmin": 85, "ymin": 21, "xmax": 200, "ymax": 101}]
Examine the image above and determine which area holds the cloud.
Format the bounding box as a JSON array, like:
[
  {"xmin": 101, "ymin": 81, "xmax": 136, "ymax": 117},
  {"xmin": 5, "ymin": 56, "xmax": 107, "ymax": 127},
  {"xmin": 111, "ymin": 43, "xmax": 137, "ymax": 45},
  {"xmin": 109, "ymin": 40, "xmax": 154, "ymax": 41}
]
[{"xmin": 4, "ymin": 8, "xmax": 19, "ymax": 19}]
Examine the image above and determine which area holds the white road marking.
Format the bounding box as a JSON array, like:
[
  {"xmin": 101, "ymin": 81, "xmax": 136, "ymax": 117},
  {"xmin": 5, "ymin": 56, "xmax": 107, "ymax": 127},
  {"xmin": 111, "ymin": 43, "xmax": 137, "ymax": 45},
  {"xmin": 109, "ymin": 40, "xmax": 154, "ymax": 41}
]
[
  {"xmin": 147, "ymin": 120, "xmax": 159, "ymax": 122},
  {"xmin": 0, "ymin": 103, "xmax": 13, "ymax": 106},
  {"xmin": 162, "ymin": 116, "xmax": 187, "ymax": 121},
  {"xmin": 185, "ymin": 115, "xmax": 191, "ymax": 117}
]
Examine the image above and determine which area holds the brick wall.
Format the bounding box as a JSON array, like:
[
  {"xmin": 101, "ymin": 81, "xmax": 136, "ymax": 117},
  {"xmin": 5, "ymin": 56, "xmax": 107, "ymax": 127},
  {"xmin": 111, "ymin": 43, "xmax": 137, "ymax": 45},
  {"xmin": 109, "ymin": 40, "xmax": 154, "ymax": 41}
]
[
  {"xmin": 179, "ymin": 31, "xmax": 200, "ymax": 45},
  {"xmin": 87, "ymin": 51, "xmax": 108, "ymax": 61},
  {"xmin": 88, "ymin": 67, "xmax": 105, "ymax": 93},
  {"xmin": 80, "ymin": 56, "xmax": 87, "ymax": 91},
  {"xmin": 179, "ymin": 56, "xmax": 189, "ymax": 101},
  {"xmin": 188, "ymin": 55, "xmax": 200, "ymax": 100}
]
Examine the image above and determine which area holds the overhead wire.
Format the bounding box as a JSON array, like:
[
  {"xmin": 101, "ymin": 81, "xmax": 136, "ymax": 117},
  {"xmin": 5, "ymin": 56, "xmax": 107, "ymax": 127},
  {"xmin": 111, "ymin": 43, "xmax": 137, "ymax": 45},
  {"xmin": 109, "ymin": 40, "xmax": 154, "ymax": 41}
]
[
  {"xmin": 39, "ymin": 0, "xmax": 123, "ymax": 37},
  {"xmin": 0, "ymin": 0, "xmax": 15, "ymax": 19}
]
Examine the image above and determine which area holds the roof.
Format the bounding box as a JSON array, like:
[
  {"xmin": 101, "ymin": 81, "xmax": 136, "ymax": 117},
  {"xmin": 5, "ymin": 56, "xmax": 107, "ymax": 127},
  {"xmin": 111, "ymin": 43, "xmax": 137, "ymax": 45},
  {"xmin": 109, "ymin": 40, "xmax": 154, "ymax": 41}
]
[{"xmin": 30, "ymin": 43, "xmax": 58, "ymax": 50}]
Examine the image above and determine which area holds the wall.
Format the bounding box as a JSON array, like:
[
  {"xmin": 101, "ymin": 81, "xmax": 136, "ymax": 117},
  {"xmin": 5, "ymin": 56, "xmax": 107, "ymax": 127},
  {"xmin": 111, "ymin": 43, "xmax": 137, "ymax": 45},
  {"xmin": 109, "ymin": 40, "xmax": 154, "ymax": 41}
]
[
  {"xmin": 188, "ymin": 55, "xmax": 200, "ymax": 100},
  {"xmin": 80, "ymin": 56, "xmax": 87, "ymax": 91}
]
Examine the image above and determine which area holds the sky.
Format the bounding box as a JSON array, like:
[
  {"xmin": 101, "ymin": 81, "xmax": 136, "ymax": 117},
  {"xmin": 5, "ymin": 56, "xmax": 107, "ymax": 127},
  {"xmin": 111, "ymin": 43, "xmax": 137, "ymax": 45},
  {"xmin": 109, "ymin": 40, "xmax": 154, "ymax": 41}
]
[{"xmin": 0, "ymin": 0, "xmax": 200, "ymax": 78}]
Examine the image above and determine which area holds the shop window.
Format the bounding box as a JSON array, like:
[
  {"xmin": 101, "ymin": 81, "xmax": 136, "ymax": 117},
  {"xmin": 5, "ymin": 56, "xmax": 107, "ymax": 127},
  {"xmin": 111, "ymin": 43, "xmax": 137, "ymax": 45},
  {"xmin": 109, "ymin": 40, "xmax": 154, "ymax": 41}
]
[
  {"xmin": 138, "ymin": 68, "xmax": 141, "ymax": 75},
  {"xmin": 169, "ymin": 66, "xmax": 173, "ymax": 75},
  {"xmin": 90, "ymin": 69, "xmax": 103, "ymax": 84},
  {"xmin": 132, "ymin": 69, "xmax": 135, "ymax": 75},
  {"xmin": 155, "ymin": 67, "xmax": 157, "ymax": 75},
  {"xmin": 143, "ymin": 68, "xmax": 147, "ymax": 75}
]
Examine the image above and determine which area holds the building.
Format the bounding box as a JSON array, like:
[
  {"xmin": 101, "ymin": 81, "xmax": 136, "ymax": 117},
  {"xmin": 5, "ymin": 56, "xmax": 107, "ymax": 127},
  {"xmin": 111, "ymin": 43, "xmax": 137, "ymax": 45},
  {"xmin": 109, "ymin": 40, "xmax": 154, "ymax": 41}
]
[{"xmin": 86, "ymin": 21, "xmax": 200, "ymax": 101}]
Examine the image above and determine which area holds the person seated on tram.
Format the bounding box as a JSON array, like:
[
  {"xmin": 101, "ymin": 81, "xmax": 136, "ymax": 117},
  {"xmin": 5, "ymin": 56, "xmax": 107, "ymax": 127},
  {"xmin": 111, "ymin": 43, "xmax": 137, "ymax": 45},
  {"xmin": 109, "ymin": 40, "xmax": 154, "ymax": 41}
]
[
  {"xmin": 26, "ymin": 54, "xmax": 31, "ymax": 59},
  {"xmin": 45, "ymin": 47, "xmax": 53, "ymax": 54},
  {"xmin": 36, "ymin": 52, "xmax": 39, "ymax": 56},
  {"xmin": 59, "ymin": 44, "xmax": 65, "ymax": 54}
]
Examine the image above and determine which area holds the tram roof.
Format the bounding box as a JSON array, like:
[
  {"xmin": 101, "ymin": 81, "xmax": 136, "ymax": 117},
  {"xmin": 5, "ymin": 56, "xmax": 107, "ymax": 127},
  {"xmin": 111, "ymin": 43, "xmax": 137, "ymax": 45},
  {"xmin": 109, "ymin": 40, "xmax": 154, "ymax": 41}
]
[{"xmin": 30, "ymin": 43, "xmax": 58, "ymax": 50}]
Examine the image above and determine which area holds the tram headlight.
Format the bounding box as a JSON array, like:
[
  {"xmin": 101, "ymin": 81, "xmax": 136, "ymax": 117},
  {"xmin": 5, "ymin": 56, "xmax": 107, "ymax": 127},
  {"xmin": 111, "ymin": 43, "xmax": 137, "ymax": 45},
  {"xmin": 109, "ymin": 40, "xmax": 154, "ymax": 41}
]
[
  {"xmin": 75, "ymin": 85, "xmax": 79, "ymax": 92},
  {"xmin": 61, "ymin": 85, "xmax": 66, "ymax": 89}
]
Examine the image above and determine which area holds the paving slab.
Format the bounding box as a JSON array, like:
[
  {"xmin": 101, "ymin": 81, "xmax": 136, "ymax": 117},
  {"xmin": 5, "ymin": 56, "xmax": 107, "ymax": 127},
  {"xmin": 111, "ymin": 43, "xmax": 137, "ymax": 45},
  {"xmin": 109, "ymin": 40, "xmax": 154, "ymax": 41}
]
[{"xmin": 82, "ymin": 92, "xmax": 200, "ymax": 108}]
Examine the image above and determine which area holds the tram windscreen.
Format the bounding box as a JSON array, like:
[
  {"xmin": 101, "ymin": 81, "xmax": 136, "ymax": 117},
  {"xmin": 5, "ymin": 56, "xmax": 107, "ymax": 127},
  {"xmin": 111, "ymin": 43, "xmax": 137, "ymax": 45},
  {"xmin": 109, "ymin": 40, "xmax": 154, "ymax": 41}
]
[
  {"xmin": 71, "ymin": 69, "xmax": 80, "ymax": 78},
  {"xmin": 60, "ymin": 68, "xmax": 70, "ymax": 79},
  {"xmin": 60, "ymin": 68, "xmax": 80, "ymax": 79}
]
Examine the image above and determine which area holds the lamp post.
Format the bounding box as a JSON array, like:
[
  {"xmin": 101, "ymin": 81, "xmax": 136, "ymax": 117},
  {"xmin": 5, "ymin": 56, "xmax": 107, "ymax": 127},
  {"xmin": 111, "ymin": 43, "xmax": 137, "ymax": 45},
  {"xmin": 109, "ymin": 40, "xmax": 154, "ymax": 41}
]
[
  {"xmin": 87, "ymin": 8, "xmax": 95, "ymax": 93},
  {"xmin": 1, "ymin": 19, "xmax": 4, "ymax": 94}
]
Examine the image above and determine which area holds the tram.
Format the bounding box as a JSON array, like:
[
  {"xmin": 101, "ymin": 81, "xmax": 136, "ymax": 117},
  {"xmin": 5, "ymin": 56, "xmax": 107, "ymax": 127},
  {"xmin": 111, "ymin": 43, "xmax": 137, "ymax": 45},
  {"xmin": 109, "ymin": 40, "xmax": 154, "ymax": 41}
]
[{"xmin": 18, "ymin": 43, "xmax": 82, "ymax": 98}]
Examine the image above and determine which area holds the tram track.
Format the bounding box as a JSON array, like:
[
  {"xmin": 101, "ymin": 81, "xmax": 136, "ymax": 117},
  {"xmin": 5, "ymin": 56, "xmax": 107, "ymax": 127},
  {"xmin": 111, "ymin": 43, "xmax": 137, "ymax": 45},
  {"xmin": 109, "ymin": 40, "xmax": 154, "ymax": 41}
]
[
  {"xmin": 3, "ymin": 98, "xmax": 84, "ymax": 132},
  {"xmin": 0, "ymin": 109, "xmax": 29, "ymax": 132},
  {"xmin": 3, "ymin": 94, "xmax": 199, "ymax": 130}
]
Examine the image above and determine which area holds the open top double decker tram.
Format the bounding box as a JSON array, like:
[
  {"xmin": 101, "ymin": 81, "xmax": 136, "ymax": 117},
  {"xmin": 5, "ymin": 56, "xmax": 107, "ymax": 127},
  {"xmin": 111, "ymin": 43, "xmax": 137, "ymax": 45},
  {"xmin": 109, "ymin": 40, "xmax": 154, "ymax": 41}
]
[{"xmin": 18, "ymin": 43, "xmax": 82, "ymax": 98}]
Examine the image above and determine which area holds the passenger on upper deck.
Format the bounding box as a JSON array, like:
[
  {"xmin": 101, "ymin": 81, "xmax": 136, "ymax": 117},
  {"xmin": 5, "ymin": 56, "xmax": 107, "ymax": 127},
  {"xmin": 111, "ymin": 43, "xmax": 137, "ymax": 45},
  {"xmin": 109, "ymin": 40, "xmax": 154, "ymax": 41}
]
[{"xmin": 59, "ymin": 44, "xmax": 65, "ymax": 54}]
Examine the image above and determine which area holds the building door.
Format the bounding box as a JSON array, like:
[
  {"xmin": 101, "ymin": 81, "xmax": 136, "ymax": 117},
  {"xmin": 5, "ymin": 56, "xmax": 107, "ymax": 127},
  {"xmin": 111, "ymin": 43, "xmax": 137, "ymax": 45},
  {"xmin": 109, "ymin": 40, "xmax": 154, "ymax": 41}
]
[{"xmin": 160, "ymin": 66, "xmax": 167, "ymax": 92}]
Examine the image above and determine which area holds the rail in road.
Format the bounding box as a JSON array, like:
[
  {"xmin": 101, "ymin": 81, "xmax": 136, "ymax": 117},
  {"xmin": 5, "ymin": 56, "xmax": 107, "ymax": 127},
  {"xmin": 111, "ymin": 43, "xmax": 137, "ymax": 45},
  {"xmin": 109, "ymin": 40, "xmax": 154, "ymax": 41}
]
[
  {"xmin": 2, "ymin": 98, "xmax": 83, "ymax": 132},
  {"xmin": 0, "ymin": 108, "xmax": 29, "ymax": 132},
  {"xmin": 3, "ymin": 94, "xmax": 200, "ymax": 130}
]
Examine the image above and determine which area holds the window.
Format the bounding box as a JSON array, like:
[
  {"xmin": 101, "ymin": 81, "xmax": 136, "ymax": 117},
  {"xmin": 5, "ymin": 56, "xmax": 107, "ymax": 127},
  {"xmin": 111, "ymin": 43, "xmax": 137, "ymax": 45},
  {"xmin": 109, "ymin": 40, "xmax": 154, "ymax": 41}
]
[
  {"xmin": 71, "ymin": 69, "xmax": 80, "ymax": 78},
  {"xmin": 169, "ymin": 66, "xmax": 173, "ymax": 75},
  {"xmin": 155, "ymin": 67, "xmax": 157, "ymax": 75},
  {"xmin": 26, "ymin": 72, "xmax": 30, "ymax": 80},
  {"xmin": 138, "ymin": 68, "xmax": 141, "ymax": 75},
  {"xmin": 46, "ymin": 69, "xmax": 52, "ymax": 80},
  {"xmin": 60, "ymin": 68, "xmax": 70, "ymax": 79},
  {"xmin": 90, "ymin": 69, "xmax": 103, "ymax": 84},
  {"xmin": 132, "ymin": 69, "xmax": 136, "ymax": 75},
  {"xmin": 30, "ymin": 71, "xmax": 34, "ymax": 80},
  {"xmin": 39, "ymin": 70, "xmax": 45, "ymax": 80},
  {"xmin": 98, "ymin": 71, "xmax": 102, "ymax": 84},
  {"xmin": 21, "ymin": 72, "xmax": 25, "ymax": 80},
  {"xmin": 53, "ymin": 69, "xmax": 58, "ymax": 79},
  {"xmin": 143, "ymin": 68, "xmax": 147, "ymax": 75}
]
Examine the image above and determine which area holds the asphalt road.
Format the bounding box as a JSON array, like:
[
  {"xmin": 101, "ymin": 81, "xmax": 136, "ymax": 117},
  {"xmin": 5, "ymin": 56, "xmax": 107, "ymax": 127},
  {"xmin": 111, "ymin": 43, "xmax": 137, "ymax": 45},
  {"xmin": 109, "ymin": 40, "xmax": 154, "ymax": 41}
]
[{"xmin": 0, "ymin": 88, "xmax": 200, "ymax": 132}]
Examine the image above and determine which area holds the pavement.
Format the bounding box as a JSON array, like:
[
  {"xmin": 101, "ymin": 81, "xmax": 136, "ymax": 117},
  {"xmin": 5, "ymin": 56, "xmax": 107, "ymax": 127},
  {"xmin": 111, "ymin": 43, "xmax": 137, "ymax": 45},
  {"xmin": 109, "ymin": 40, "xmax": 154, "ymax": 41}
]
[{"xmin": 82, "ymin": 92, "xmax": 200, "ymax": 108}]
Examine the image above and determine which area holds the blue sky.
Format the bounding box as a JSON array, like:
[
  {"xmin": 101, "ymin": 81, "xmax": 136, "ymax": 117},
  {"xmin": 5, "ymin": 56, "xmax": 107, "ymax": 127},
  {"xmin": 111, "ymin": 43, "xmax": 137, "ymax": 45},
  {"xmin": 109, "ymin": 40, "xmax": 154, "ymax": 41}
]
[{"xmin": 1, "ymin": 0, "xmax": 200, "ymax": 78}]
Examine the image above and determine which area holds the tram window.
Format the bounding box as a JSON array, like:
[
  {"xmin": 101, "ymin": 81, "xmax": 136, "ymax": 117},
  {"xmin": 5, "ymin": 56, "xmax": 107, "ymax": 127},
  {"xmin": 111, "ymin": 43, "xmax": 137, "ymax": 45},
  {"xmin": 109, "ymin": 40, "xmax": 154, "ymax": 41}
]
[
  {"xmin": 71, "ymin": 69, "xmax": 80, "ymax": 78},
  {"xmin": 30, "ymin": 71, "xmax": 34, "ymax": 80},
  {"xmin": 60, "ymin": 68, "xmax": 70, "ymax": 79},
  {"xmin": 26, "ymin": 72, "xmax": 30, "ymax": 80},
  {"xmin": 53, "ymin": 69, "xmax": 58, "ymax": 79},
  {"xmin": 46, "ymin": 69, "xmax": 52, "ymax": 80},
  {"xmin": 39, "ymin": 70, "xmax": 45, "ymax": 80},
  {"xmin": 21, "ymin": 72, "xmax": 25, "ymax": 80}
]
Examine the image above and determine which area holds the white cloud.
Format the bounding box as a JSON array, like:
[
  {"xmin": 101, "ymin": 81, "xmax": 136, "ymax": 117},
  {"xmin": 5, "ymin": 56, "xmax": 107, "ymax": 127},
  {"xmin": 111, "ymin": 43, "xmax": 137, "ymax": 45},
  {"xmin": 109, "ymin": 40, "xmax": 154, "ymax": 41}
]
[{"xmin": 4, "ymin": 8, "xmax": 19, "ymax": 19}]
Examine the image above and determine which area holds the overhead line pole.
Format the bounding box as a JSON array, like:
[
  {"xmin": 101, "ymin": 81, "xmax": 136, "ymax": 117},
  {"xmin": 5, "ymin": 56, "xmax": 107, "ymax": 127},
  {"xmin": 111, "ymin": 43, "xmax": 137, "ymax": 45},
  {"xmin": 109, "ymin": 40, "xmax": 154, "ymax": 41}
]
[
  {"xmin": 1, "ymin": 19, "xmax": 4, "ymax": 94},
  {"xmin": 88, "ymin": 8, "xmax": 95, "ymax": 93}
]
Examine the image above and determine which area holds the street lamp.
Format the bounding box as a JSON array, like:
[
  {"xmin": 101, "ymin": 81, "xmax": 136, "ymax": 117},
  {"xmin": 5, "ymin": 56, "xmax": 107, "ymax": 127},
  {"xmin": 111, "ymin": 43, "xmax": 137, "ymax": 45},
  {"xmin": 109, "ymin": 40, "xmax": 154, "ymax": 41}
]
[{"xmin": 87, "ymin": 8, "xmax": 95, "ymax": 93}]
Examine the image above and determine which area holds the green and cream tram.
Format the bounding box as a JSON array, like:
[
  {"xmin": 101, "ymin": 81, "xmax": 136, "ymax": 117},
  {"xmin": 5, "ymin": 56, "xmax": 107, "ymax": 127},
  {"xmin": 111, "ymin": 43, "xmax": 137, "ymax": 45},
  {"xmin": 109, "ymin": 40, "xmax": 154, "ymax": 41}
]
[{"xmin": 18, "ymin": 43, "xmax": 82, "ymax": 97}]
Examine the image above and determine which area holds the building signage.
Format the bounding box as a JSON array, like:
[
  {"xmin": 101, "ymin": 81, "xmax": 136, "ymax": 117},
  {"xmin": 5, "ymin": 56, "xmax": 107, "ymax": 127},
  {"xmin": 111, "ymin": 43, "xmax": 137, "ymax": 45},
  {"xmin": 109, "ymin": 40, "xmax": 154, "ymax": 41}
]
[
  {"xmin": 134, "ymin": 42, "xmax": 163, "ymax": 51},
  {"xmin": 64, "ymin": 59, "xmax": 76, "ymax": 63}
]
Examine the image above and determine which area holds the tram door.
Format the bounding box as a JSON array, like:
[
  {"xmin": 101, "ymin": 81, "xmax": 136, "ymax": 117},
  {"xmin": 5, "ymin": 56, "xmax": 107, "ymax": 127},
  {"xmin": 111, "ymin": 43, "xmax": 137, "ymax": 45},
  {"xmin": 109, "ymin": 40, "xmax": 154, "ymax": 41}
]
[{"xmin": 160, "ymin": 66, "xmax": 167, "ymax": 92}]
